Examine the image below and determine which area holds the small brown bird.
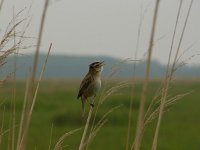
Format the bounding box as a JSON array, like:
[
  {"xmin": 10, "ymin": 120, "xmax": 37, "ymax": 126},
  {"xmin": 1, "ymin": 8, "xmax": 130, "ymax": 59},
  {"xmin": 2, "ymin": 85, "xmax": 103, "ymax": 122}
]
[{"xmin": 77, "ymin": 61, "xmax": 104, "ymax": 116}]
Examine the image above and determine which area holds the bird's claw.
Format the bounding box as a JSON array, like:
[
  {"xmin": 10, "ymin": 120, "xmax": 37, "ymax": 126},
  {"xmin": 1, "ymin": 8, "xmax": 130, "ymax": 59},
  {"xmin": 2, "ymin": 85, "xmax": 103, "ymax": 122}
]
[{"xmin": 90, "ymin": 103, "xmax": 94, "ymax": 108}]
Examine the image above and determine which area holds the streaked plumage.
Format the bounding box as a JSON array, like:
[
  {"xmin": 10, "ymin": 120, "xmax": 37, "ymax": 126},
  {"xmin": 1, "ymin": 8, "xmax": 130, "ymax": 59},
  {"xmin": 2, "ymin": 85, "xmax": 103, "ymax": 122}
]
[{"xmin": 77, "ymin": 61, "xmax": 104, "ymax": 117}]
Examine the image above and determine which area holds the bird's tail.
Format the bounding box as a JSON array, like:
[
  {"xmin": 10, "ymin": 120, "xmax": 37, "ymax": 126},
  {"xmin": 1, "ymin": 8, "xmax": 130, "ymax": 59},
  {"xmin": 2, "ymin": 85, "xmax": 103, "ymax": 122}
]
[{"xmin": 81, "ymin": 100, "xmax": 85, "ymax": 117}]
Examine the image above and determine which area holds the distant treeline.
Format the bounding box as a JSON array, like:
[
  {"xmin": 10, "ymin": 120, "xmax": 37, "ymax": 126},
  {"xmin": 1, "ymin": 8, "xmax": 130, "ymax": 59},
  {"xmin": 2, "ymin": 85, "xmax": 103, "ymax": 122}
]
[{"xmin": 2, "ymin": 54, "xmax": 200, "ymax": 79}]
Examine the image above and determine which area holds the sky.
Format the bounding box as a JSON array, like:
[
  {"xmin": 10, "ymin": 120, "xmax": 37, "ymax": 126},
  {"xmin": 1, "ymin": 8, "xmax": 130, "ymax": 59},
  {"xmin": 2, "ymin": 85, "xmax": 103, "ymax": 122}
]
[{"xmin": 0, "ymin": 0, "xmax": 200, "ymax": 65}]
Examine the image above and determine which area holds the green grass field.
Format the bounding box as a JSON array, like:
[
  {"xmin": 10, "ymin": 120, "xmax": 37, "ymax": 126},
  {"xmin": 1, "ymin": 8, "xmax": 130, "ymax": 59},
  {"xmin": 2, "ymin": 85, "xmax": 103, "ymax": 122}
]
[{"xmin": 0, "ymin": 80, "xmax": 200, "ymax": 150}]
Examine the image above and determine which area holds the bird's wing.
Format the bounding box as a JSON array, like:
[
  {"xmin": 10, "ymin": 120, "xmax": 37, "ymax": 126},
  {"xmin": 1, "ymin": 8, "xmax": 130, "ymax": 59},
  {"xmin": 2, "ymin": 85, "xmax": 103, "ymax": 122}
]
[{"xmin": 77, "ymin": 74, "xmax": 92, "ymax": 99}]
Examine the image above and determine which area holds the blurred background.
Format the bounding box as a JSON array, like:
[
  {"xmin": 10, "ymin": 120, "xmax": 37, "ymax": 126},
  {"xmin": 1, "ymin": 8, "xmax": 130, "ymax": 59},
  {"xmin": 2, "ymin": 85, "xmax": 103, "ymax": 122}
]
[{"xmin": 0, "ymin": 0, "xmax": 200, "ymax": 150}]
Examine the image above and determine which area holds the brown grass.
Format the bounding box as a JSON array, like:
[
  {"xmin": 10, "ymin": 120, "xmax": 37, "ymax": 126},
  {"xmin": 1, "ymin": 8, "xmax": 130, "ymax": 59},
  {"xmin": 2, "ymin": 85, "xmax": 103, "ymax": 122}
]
[
  {"xmin": 151, "ymin": 0, "xmax": 194, "ymax": 149},
  {"xmin": 132, "ymin": 1, "xmax": 161, "ymax": 149},
  {"xmin": 16, "ymin": 0, "xmax": 50, "ymax": 149},
  {"xmin": 0, "ymin": 0, "xmax": 197, "ymax": 150}
]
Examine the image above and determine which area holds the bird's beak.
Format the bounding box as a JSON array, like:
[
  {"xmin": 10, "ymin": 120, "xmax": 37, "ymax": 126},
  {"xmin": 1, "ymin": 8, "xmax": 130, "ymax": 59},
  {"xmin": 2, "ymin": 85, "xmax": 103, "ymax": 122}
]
[{"xmin": 100, "ymin": 61, "xmax": 105, "ymax": 66}]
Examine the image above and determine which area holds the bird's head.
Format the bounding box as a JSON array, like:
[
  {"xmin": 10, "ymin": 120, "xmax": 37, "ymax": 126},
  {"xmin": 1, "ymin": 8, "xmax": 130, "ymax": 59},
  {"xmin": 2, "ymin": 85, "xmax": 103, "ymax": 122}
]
[{"xmin": 89, "ymin": 61, "xmax": 105, "ymax": 74}]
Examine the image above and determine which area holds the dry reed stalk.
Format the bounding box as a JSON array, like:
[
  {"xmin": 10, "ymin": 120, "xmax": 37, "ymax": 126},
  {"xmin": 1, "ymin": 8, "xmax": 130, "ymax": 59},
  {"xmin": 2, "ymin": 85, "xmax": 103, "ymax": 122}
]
[
  {"xmin": 48, "ymin": 124, "xmax": 54, "ymax": 150},
  {"xmin": 16, "ymin": 0, "xmax": 50, "ymax": 149},
  {"xmin": 29, "ymin": 43, "xmax": 52, "ymax": 117},
  {"xmin": 150, "ymin": 0, "xmax": 183, "ymax": 148},
  {"xmin": 0, "ymin": 6, "xmax": 30, "ymax": 150},
  {"xmin": 165, "ymin": 0, "xmax": 183, "ymax": 76},
  {"xmin": 53, "ymin": 128, "xmax": 81, "ymax": 150},
  {"xmin": 79, "ymin": 106, "xmax": 94, "ymax": 150},
  {"xmin": 151, "ymin": 1, "xmax": 194, "ymax": 150},
  {"xmin": 144, "ymin": 83, "xmax": 163, "ymax": 120},
  {"xmin": 144, "ymin": 92, "xmax": 191, "ymax": 127},
  {"xmin": 0, "ymin": 106, "xmax": 5, "ymax": 148},
  {"xmin": 18, "ymin": 43, "xmax": 52, "ymax": 150},
  {"xmin": 85, "ymin": 105, "xmax": 122, "ymax": 149},
  {"xmin": 25, "ymin": 0, "xmax": 48, "ymax": 113},
  {"xmin": 8, "ymin": 95, "xmax": 12, "ymax": 150},
  {"xmin": 11, "ymin": 7, "xmax": 17, "ymax": 150},
  {"xmin": 100, "ymin": 82, "xmax": 128, "ymax": 104},
  {"xmin": 31, "ymin": 0, "xmax": 49, "ymax": 81},
  {"xmin": 85, "ymin": 119, "xmax": 107, "ymax": 147},
  {"xmin": 126, "ymin": 3, "xmax": 147, "ymax": 149},
  {"xmin": 7, "ymin": 9, "xmax": 21, "ymax": 150},
  {"xmin": 132, "ymin": 0, "xmax": 160, "ymax": 149},
  {"xmin": 16, "ymin": 72, "xmax": 30, "ymax": 150},
  {"xmin": 0, "ymin": 0, "xmax": 4, "ymax": 14},
  {"xmin": 0, "ymin": 9, "xmax": 28, "ymax": 74},
  {"xmin": 126, "ymin": 82, "xmax": 134, "ymax": 150},
  {"xmin": 170, "ymin": 0, "xmax": 194, "ymax": 78}
]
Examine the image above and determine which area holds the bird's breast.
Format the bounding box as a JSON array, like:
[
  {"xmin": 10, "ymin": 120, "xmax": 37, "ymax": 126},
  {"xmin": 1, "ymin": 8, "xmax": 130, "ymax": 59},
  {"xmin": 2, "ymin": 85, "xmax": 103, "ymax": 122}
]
[
  {"xmin": 88, "ymin": 77, "xmax": 101, "ymax": 96},
  {"xmin": 94, "ymin": 77, "xmax": 101, "ymax": 91}
]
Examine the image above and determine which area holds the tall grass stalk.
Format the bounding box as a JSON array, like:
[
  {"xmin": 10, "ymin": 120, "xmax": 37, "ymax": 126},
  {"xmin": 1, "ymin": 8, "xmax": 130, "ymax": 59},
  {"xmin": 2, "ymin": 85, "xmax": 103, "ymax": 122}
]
[
  {"xmin": 11, "ymin": 7, "xmax": 17, "ymax": 150},
  {"xmin": 132, "ymin": 0, "xmax": 160, "ymax": 149},
  {"xmin": 150, "ymin": 0, "xmax": 183, "ymax": 148},
  {"xmin": 0, "ymin": 7, "xmax": 32, "ymax": 149},
  {"xmin": 126, "ymin": 3, "xmax": 146, "ymax": 149},
  {"xmin": 54, "ymin": 128, "xmax": 81, "ymax": 150},
  {"xmin": 151, "ymin": 0, "xmax": 194, "ymax": 149},
  {"xmin": 85, "ymin": 104, "xmax": 122, "ymax": 148},
  {"xmin": 165, "ymin": 0, "xmax": 183, "ymax": 76},
  {"xmin": 17, "ymin": 43, "xmax": 52, "ymax": 150},
  {"xmin": 16, "ymin": 0, "xmax": 50, "ymax": 149},
  {"xmin": 48, "ymin": 124, "xmax": 54, "ymax": 150},
  {"xmin": 31, "ymin": 0, "xmax": 49, "ymax": 82},
  {"xmin": 0, "ymin": 0, "xmax": 4, "ymax": 14},
  {"xmin": 79, "ymin": 106, "xmax": 94, "ymax": 150},
  {"xmin": 0, "ymin": 106, "xmax": 5, "ymax": 148},
  {"xmin": 170, "ymin": 0, "xmax": 194, "ymax": 78},
  {"xmin": 16, "ymin": 72, "xmax": 30, "ymax": 150},
  {"xmin": 144, "ymin": 91, "xmax": 191, "ymax": 127}
]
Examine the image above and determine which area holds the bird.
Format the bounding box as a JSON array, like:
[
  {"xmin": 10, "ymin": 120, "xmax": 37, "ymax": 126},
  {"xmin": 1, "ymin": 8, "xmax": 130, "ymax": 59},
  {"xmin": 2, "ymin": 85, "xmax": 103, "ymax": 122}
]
[{"xmin": 77, "ymin": 61, "xmax": 104, "ymax": 117}]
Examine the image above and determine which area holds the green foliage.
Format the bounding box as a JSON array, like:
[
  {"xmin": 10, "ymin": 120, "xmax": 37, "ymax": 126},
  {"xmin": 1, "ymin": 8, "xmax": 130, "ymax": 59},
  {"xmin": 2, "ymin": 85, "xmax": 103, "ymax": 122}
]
[{"xmin": 0, "ymin": 80, "xmax": 200, "ymax": 150}]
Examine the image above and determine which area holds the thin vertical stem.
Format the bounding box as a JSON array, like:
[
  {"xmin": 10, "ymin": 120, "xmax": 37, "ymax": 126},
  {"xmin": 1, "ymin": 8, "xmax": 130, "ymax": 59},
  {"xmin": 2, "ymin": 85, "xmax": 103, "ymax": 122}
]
[
  {"xmin": 48, "ymin": 124, "xmax": 54, "ymax": 150},
  {"xmin": 126, "ymin": 5, "xmax": 143, "ymax": 150},
  {"xmin": 16, "ymin": 72, "xmax": 30, "ymax": 150},
  {"xmin": 0, "ymin": 106, "xmax": 5, "ymax": 148},
  {"xmin": 17, "ymin": 0, "xmax": 50, "ymax": 149},
  {"xmin": 151, "ymin": 1, "xmax": 194, "ymax": 150},
  {"xmin": 19, "ymin": 43, "xmax": 52, "ymax": 150},
  {"xmin": 79, "ymin": 106, "xmax": 94, "ymax": 150},
  {"xmin": 132, "ymin": 0, "xmax": 160, "ymax": 149},
  {"xmin": 31, "ymin": 0, "xmax": 49, "ymax": 82},
  {"xmin": 11, "ymin": 7, "xmax": 17, "ymax": 150},
  {"xmin": 170, "ymin": 0, "xmax": 194, "ymax": 78},
  {"xmin": 0, "ymin": 0, "xmax": 4, "ymax": 14},
  {"xmin": 166, "ymin": 0, "xmax": 183, "ymax": 76}
]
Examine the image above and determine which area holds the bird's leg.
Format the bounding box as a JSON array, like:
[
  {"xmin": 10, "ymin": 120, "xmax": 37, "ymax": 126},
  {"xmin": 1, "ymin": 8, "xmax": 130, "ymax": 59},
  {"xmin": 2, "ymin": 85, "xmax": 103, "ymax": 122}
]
[
  {"xmin": 89, "ymin": 95, "xmax": 96, "ymax": 108},
  {"xmin": 85, "ymin": 99, "xmax": 94, "ymax": 108},
  {"xmin": 90, "ymin": 103, "xmax": 94, "ymax": 108},
  {"xmin": 81, "ymin": 96, "xmax": 86, "ymax": 117}
]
